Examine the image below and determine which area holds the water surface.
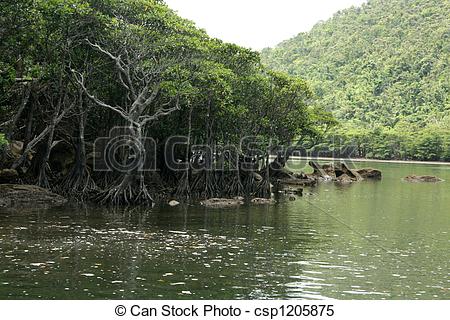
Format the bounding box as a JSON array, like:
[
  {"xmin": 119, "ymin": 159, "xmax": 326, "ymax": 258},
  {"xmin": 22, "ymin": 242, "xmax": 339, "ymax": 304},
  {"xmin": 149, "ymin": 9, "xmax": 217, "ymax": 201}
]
[{"xmin": 0, "ymin": 161, "xmax": 449, "ymax": 299}]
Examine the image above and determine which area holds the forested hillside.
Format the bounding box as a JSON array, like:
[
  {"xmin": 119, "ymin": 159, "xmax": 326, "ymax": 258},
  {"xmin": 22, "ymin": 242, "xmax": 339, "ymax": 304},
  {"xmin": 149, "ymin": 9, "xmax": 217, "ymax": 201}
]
[{"xmin": 262, "ymin": 0, "xmax": 450, "ymax": 161}]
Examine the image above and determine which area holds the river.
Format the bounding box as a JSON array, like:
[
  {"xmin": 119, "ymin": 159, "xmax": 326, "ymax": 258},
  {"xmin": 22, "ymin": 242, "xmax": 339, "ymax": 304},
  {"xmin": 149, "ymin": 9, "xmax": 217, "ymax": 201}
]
[{"xmin": 0, "ymin": 161, "xmax": 449, "ymax": 299}]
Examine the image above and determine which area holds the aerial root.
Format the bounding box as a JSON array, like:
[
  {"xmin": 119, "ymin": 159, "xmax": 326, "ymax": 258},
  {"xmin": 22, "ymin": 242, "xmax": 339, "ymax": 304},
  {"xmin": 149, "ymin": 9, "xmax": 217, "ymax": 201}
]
[{"xmin": 97, "ymin": 176, "xmax": 154, "ymax": 206}]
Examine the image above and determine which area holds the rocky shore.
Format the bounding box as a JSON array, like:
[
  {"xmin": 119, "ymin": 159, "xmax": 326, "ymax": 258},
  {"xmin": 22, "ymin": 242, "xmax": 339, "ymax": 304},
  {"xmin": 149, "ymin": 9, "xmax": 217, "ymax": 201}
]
[{"xmin": 0, "ymin": 184, "xmax": 67, "ymax": 210}]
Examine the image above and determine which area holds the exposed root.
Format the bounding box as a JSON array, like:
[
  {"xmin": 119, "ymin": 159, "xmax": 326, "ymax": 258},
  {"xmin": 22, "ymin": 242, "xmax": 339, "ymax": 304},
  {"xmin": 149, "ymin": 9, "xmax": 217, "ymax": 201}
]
[
  {"xmin": 190, "ymin": 171, "xmax": 205, "ymax": 197},
  {"xmin": 243, "ymin": 172, "xmax": 256, "ymax": 196},
  {"xmin": 96, "ymin": 174, "xmax": 154, "ymax": 206},
  {"xmin": 225, "ymin": 171, "xmax": 245, "ymax": 197},
  {"xmin": 190, "ymin": 171, "xmax": 220, "ymax": 199},
  {"xmin": 204, "ymin": 171, "xmax": 219, "ymax": 199},
  {"xmin": 175, "ymin": 170, "xmax": 191, "ymax": 199},
  {"xmin": 255, "ymin": 176, "xmax": 271, "ymax": 199},
  {"xmin": 56, "ymin": 165, "xmax": 98, "ymax": 199},
  {"xmin": 36, "ymin": 164, "xmax": 51, "ymax": 189}
]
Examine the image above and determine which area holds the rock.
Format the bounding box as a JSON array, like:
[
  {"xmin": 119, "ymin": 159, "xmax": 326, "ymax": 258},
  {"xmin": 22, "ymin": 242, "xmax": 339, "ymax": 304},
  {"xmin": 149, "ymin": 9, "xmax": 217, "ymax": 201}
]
[
  {"xmin": 322, "ymin": 163, "xmax": 336, "ymax": 176},
  {"xmin": 275, "ymin": 177, "xmax": 317, "ymax": 187},
  {"xmin": 288, "ymin": 195, "xmax": 296, "ymax": 201},
  {"xmin": 277, "ymin": 185, "xmax": 304, "ymax": 196},
  {"xmin": 200, "ymin": 198, "xmax": 243, "ymax": 208},
  {"xmin": 357, "ymin": 168, "xmax": 382, "ymax": 180},
  {"xmin": 270, "ymin": 167, "xmax": 297, "ymax": 180},
  {"xmin": 9, "ymin": 141, "xmax": 24, "ymax": 158},
  {"xmin": 404, "ymin": 175, "xmax": 444, "ymax": 183},
  {"xmin": 233, "ymin": 196, "xmax": 245, "ymax": 201},
  {"xmin": 0, "ymin": 184, "xmax": 67, "ymax": 210},
  {"xmin": 293, "ymin": 172, "xmax": 309, "ymax": 180},
  {"xmin": 0, "ymin": 169, "xmax": 18, "ymax": 183},
  {"xmin": 168, "ymin": 200, "xmax": 180, "ymax": 207},
  {"xmin": 318, "ymin": 175, "xmax": 333, "ymax": 182},
  {"xmin": 335, "ymin": 174, "xmax": 354, "ymax": 184},
  {"xmin": 250, "ymin": 198, "xmax": 276, "ymax": 205},
  {"xmin": 309, "ymin": 160, "xmax": 329, "ymax": 178},
  {"xmin": 251, "ymin": 172, "xmax": 263, "ymax": 182},
  {"xmin": 339, "ymin": 163, "xmax": 363, "ymax": 181},
  {"xmin": 285, "ymin": 187, "xmax": 303, "ymax": 196}
]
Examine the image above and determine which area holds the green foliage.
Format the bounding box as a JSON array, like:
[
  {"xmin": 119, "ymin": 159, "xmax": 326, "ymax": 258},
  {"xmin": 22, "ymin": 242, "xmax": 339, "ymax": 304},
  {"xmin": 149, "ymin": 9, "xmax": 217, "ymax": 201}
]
[
  {"xmin": 0, "ymin": 0, "xmax": 319, "ymax": 161},
  {"xmin": 262, "ymin": 0, "xmax": 450, "ymax": 161},
  {"xmin": 0, "ymin": 133, "xmax": 7, "ymax": 147},
  {"xmin": 0, "ymin": 133, "xmax": 8, "ymax": 144}
]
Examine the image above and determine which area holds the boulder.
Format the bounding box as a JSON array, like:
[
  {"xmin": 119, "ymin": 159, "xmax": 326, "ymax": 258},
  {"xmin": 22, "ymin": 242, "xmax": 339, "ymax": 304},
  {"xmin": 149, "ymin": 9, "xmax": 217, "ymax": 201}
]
[
  {"xmin": 309, "ymin": 160, "xmax": 329, "ymax": 178},
  {"xmin": 335, "ymin": 174, "xmax": 354, "ymax": 184},
  {"xmin": 0, "ymin": 169, "xmax": 18, "ymax": 183},
  {"xmin": 0, "ymin": 184, "xmax": 67, "ymax": 209},
  {"xmin": 200, "ymin": 198, "xmax": 244, "ymax": 208},
  {"xmin": 251, "ymin": 172, "xmax": 263, "ymax": 182},
  {"xmin": 339, "ymin": 163, "xmax": 363, "ymax": 181},
  {"xmin": 250, "ymin": 198, "xmax": 276, "ymax": 205},
  {"xmin": 9, "ymin": 141, "xmax": 24, "ymax": 158},
  {"xmin": 404, "ymin": 175, "xmax": 444, "ymax": 183},
  {"xmin": 357, "ymin": 168, "xmax": 382, "ymax": 180},
  {"xmin": 168, "ymin": 200, "xmax": 180, "ymax": 207},
  {"xmin": 322, "ymin": 163, "xmax": 336, "ymax": 176}
]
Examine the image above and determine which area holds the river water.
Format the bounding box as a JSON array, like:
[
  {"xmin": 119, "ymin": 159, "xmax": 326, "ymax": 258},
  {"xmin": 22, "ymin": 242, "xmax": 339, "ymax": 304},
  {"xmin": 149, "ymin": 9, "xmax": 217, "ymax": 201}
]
[{"xmin": 0, "ymin": 161, "xmax": 449, "ymax": 299}]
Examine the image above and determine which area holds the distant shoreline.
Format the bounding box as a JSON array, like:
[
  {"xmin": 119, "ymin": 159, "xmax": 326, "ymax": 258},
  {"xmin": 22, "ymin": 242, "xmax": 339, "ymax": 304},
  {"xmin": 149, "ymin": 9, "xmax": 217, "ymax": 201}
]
[{"xmin": 281, "ymin": 156, "xmax": 450, "ymax": 166}]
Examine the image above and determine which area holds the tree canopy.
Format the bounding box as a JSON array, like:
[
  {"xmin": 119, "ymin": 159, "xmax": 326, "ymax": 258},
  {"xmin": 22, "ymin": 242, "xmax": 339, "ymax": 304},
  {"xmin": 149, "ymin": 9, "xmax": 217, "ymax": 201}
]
[{"xmin": 0, "ymin": 0, "xmax": 325, "ymax": 203}]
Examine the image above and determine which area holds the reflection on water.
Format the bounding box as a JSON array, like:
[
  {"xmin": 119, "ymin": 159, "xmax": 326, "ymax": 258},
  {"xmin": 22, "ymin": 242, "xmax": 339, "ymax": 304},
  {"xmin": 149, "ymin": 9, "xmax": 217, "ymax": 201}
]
[{"xmin": 0, "ymin": 162, "xmax": 449, "ymax": 299}]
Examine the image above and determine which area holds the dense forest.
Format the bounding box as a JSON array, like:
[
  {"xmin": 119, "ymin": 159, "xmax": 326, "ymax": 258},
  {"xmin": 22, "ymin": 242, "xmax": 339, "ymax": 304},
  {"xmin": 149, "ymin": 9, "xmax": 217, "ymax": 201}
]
[
  {"xmin": 262, "ymin": 0, "xmax": 450, "ymax": 161},
  {"xmin": 0, "ymin": 0, "xmax": 332, "ymax": 204}
]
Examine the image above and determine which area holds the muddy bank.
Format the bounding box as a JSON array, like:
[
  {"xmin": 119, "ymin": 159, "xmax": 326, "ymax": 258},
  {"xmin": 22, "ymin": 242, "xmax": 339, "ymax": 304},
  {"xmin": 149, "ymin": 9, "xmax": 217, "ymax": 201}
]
[{"xmin": 0, "ymin": 184, "xmax": 67, "ymax": 210}]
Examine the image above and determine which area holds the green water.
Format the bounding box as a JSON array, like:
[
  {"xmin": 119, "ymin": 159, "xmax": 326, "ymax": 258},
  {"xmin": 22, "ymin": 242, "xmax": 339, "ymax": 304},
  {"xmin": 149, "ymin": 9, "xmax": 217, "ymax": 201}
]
[{"xmin": 0, "ymin": 161, "xmax": 449, "ymax": 299}]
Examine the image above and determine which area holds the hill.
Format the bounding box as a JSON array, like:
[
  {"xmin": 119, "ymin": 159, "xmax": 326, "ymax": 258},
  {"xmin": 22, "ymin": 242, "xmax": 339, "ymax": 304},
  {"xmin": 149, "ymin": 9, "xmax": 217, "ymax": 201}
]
[{"xmin": 262, "ymin": 0, "xmax": 450, "ymax": 161}]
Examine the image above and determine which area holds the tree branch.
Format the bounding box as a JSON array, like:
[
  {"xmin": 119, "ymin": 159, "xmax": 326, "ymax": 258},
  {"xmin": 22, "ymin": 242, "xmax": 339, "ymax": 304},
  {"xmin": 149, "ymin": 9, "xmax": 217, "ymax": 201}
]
[
  {"xmin": 85, "ymin": 38, "xmax": 137, "ymax": 100},
  {"xmin": 140, "ymin": 97, "xmax": 180, "ymax": 126},
  {"xmin": 72, "ymin": 70, "xmax": 130, "ymax": 123}
]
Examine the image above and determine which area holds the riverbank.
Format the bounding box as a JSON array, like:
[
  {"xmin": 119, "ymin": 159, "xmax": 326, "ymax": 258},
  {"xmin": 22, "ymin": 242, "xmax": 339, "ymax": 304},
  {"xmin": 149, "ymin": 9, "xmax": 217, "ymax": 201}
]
[{"xmin": 281, "ymin": 156, "xmax": 450, "ymax": 166}]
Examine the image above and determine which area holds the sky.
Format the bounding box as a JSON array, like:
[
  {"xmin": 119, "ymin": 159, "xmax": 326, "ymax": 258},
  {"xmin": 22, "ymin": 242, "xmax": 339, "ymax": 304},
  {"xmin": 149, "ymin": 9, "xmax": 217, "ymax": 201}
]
[{"xmin": 164, "ymin": 0, "xmax": 367, "ymax": 50}]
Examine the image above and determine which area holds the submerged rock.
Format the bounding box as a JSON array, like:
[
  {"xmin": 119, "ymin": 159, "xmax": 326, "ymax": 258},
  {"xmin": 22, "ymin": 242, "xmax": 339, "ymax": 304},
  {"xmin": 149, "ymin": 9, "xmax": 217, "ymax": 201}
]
[
  {"xmin": 284, "ymin": 187, "xmax": 303, "ymax": 196},
  {"xmin": 404, "ymin": 175, "xmax": 444, "ymax": 183},
  {"xmin": 0, "ymin": 184, "xmax": 67, "ymax": 209},
  {"xmin": 250, "ymin": 198, "xmax": 276, "ymax": 205},
  {"xmin": 200, "ymin": 198, "xmax": 243, "ymax": 208},
  {"xmin": 275, "ymin": 177, "xmax": 317, "ymax": 187},
  {"xmin": 357, "ymin": 168, "xmax": 382, "ymax": 180}
]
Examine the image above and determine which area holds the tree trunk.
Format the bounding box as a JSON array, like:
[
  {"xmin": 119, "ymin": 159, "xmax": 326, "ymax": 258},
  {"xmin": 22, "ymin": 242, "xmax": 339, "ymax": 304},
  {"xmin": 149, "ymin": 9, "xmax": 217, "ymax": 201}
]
[
  {"xmin": 37, "ymin": 114, "xmax": 57, "ymax": 188},
  {"xmin": 7, "ymin": 83, "xmax": 32, "ymax": 140},
  {"xmin": 98, "ymin": 123, "xmax": 153, "ymax": 205},
  {"xmin": 58, "ymin": 95, "xmax": 96, "ymax": 197}
]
